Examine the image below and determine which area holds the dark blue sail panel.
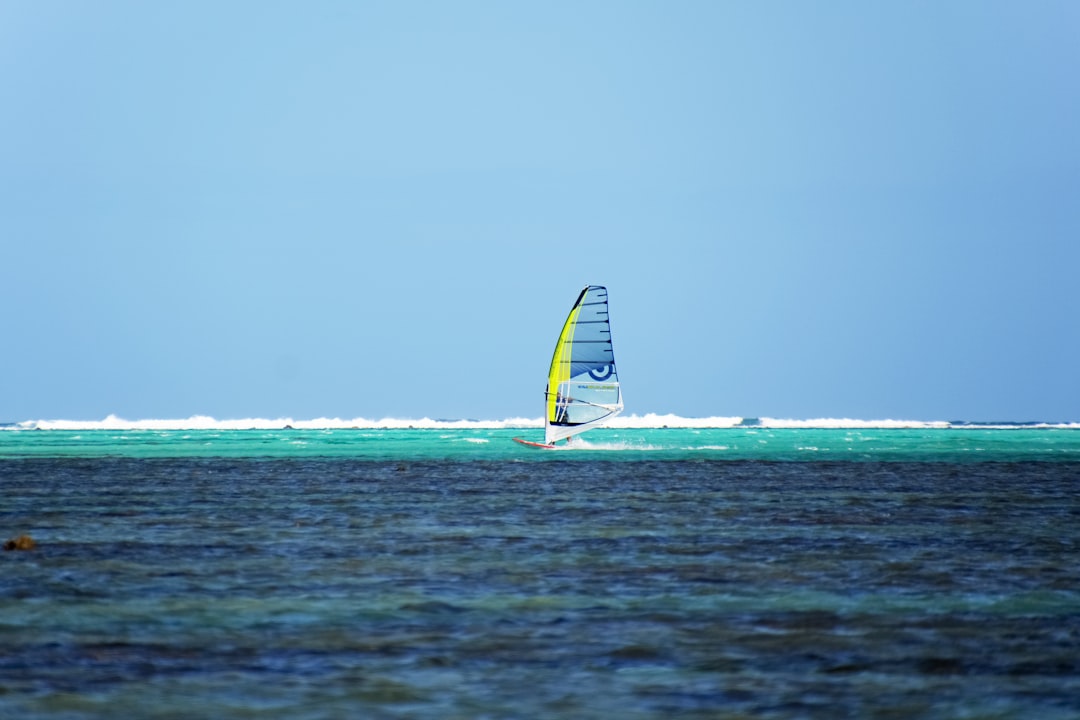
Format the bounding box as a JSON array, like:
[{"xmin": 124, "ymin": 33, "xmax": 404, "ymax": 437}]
[{"xmin": 563, "ymin": 286, "xmax": 619, "ymax": 381}]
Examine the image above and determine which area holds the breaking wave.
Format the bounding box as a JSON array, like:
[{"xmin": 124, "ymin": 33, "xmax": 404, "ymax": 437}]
[{"xmin": 6, "ymin": 413, "xmax": 1078, "ymax": 431}]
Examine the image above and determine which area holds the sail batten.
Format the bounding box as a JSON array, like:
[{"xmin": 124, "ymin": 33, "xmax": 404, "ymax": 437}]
[{"xmin": 544, "ymin": 285, "xmax": 623, "ymax": 445}]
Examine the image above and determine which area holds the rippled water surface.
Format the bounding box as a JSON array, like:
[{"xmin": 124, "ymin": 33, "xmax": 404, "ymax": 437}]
[{"xmin": 3, "ymin": 444, "xmax": 1079, "ymax": 717}]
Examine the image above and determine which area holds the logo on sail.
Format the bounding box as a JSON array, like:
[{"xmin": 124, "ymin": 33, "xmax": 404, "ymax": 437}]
[{"xmin": 589, "ymin": 364, "xmax": 614, "ymax": 381}]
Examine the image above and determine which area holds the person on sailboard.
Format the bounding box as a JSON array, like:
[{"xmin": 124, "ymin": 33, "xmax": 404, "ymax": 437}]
[{"xmin": 555, "ymin": 390, "xmax": 572, "ymax": 425}]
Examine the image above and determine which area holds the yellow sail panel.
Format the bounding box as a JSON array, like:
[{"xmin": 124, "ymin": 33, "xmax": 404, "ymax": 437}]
[{"xmin": 546, "ymin": 301, "xmax": 582, "ymax": 424}]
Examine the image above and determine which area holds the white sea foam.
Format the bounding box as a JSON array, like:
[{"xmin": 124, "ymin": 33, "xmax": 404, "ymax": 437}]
[
  {"xmin": 12, "ymin": 414, "xmax": 543, "ymax": 431},
  {"xmin": 757, "ymin": 417, "xmax": 952, "ymax": 429},
  {"xmin": 7, "ymin": 413, "xmax": 1079, "ymax": 431},
  {"xmin": 558, "ymin": 439, "xmax": 662, "ymax": 452},
  {"xmin": 608, "ymin": 413, "xmax": 744, "ymax": 429}
]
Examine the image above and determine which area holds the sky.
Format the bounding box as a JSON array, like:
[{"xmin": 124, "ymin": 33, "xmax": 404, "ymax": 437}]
[{"xmin": 2, "ymin": 1, "xmax": 1078, "ymax": 423}]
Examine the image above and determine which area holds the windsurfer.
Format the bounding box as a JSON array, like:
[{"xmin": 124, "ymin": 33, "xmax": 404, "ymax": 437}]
[{"xmin": 555, "ymin": 391, "xmax": 569, "ymax": 424}]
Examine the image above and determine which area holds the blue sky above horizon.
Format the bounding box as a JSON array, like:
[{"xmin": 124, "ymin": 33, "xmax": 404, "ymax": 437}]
[{"xmin": 3, "ymin": 1, "xmax": 1078, "ymax": 422}]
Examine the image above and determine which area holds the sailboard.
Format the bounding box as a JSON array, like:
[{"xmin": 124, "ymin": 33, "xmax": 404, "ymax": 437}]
[{"xmin": 513, "ymin": 285, "xmax": 623, "ymax": 448}]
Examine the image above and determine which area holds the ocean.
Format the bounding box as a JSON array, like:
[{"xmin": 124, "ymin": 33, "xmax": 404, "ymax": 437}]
[{"xmin": 2, "ymin": 418, "xmax": 1079, "ymax": 718}]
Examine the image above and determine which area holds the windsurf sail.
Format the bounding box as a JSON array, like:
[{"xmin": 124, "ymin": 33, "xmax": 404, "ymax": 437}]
[{"xmin": 544, "ymin": 285, "xmax": 623, "ymax": 444}]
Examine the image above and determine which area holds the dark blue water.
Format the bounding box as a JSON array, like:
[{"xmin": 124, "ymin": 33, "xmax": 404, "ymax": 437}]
[{"xmin": 3, "ymin": 456, "xmax": 1079, "ymax": 718}]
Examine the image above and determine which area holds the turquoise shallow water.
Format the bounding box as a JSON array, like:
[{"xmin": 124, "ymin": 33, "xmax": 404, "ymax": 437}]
[
  {"xmin": 2, "ymin": 426, "xmax": 1080, "ymax": 461},
  {"xmin": 2, "ymin": 428, "xmax": 1079, "ymax": 718}
]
